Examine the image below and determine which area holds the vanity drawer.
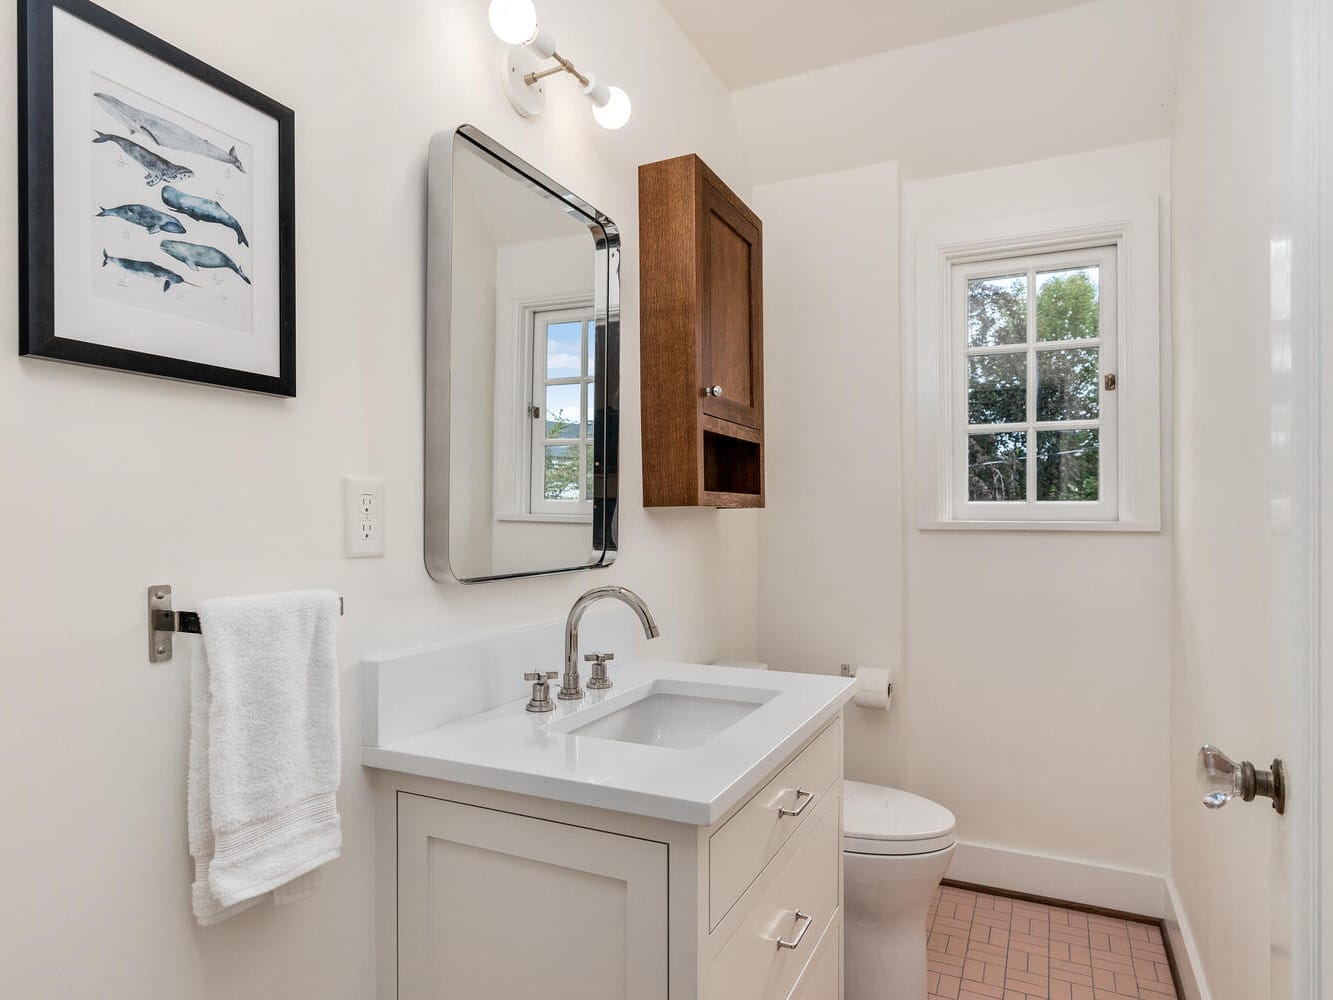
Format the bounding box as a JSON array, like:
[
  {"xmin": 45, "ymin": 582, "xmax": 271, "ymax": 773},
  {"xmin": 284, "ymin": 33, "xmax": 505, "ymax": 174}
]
[
  {"xmin": 706, "ymin": 799, "xmax": 841, "ymax": 1000},
  {"xmin": 710, "ymin": 717, "xmax": 841, "ymax": 928},
  {"xmin": 790, "ymin": 917, "xmax": 841, "ymax": 1000}
]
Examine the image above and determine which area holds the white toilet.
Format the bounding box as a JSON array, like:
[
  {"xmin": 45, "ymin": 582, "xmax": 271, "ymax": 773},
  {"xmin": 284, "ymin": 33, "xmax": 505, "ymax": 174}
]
[{"xmin": 843, "ymin": 780, "xmax": 957, "ymax": 1000}]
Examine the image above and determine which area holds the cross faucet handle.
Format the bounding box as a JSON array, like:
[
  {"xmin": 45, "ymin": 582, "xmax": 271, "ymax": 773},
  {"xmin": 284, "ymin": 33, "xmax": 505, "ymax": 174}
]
[
  {"xmin": 524, "ymin": 671, "xmax": 559, "ymax": 713},
  {"xmin": 584, "ymin": 652, "xmax": 616, "ymax": 690}
]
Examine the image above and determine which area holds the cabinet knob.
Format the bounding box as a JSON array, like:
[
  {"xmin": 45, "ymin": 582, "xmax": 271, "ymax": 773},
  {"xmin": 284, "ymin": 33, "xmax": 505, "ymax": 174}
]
[{"xmin": 705, "ymin": 385, "xmax": 724, "ymax": 398}]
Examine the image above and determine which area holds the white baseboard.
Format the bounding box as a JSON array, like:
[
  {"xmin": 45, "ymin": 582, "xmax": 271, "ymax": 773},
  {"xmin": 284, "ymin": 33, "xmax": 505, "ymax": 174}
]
[
  {"xmin": 944, "ymin": 840, "xmax": 1167, "ymax": 918},
  {"xmin": 1163, "ymin": 877, "xmax": 1212, "ymax": 1000}
]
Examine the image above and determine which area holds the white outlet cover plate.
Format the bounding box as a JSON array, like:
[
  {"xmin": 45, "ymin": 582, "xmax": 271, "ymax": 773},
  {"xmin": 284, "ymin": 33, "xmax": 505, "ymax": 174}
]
[{"xmin": 344, "ymin": 475, "xmax": 385, "ymax": 558}]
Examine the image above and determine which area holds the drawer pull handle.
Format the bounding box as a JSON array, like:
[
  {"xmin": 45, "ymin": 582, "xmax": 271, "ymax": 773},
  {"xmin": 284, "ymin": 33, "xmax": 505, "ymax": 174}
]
[
  {"xmin": 778, "ymin": 788, "xmax": 814, "ymax": 818},
  {"xmin": 777, "ymin": 910, "xmax": 814, "ymax": 950}
]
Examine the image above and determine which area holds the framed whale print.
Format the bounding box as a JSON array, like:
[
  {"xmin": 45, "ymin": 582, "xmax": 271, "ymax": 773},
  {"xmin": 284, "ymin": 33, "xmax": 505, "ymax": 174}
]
[{"xmin": 18, "ymin": 0, "xmax": 296, "ymax": 395}]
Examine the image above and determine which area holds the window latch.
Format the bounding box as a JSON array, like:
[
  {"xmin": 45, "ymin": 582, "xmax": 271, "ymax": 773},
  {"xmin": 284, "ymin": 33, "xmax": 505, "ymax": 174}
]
[
  {"xmin": 1104, "ymin": 373, "xmax": 1118, "ymax": 391},
  {"xmin": 528, "ymin": 404, "xmax": 542, "ymax": 419}
]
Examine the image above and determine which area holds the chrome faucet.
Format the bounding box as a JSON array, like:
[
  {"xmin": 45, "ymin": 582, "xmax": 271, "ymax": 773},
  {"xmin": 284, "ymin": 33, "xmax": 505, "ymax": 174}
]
[{"xmin": 559, "ymin": 586, "xmax": 660, "ymax": 700}]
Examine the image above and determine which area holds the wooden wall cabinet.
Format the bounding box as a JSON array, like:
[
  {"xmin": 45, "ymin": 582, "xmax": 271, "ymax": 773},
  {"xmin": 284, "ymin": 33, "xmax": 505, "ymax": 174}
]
[{"xmin": 639, "ymin": 154, "xmax": 765, "ymax": 508}]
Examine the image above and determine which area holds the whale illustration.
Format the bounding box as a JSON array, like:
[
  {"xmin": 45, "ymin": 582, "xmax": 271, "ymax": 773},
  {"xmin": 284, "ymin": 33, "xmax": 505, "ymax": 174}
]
[
  {"xmin": 95, "ymin": 92, "xmax": 245, "ymax": 173},
  {"xmin": 160, "ymin": 240, "xmax": 250, "ymax": 285},
  {"xmin": 161, "ymin": 186, "xmax": 247, "ymax": 246},
  {"xmin": 96, "ymin": 203, "xmax": 186, "ymax": 235},
  {"xmin": 102, "ymin": 249, "xmax": 194, "ymax": 292},
  {"xmin": 92, "ymin": 131, "xmax": 193, "ymax": 187}
]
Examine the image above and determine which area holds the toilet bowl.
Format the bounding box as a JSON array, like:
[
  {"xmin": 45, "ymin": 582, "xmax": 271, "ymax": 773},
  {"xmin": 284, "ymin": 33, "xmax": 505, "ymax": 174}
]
[{"xmin": 843, "ymin": 780, "xmax": 957, "ymax": 1000}]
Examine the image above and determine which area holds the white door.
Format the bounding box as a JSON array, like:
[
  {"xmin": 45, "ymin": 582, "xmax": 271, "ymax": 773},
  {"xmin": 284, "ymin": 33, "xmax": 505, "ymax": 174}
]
[
  {"xmin": 396, "ymin": 794, "xmax": 670, "ymax": 1000},
  {"xmin": 1173, "ymin": 1, "xmax": 1326, "ymax": 997},
  {"xmin": 1272, "ymin": 0, "xmax": 1330, "ymax": 996},
  {"xmin": 1269, "ymin": 0, "xmax": 1328, "ymax": 995}
]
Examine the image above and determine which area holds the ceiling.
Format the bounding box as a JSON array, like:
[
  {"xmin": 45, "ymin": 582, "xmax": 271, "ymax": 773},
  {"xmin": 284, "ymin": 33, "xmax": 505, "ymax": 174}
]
[{"xmin": 660, "ymin": 0, "xmax": 1095, "ymax": 90}]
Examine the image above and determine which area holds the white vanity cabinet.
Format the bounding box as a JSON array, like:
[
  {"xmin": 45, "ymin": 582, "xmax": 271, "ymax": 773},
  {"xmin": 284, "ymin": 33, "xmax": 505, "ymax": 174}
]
[{"xmin": 380, "ymin": 716, "xmax": 844, "ymax": 1000}]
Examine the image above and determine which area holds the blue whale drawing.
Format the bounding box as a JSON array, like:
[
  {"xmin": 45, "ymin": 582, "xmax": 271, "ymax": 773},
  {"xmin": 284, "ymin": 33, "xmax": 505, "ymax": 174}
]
[
  {"xmin": 92, "ymin": 131, "xmax": 193, "ymax": 187},
  {"xmin": 161, "ymin": 186, "xmax": 247, "ymax": 246},
  {"xmin": 95, "ymin": 92, "xmax": 245, "ymax": 173},
  {"xmin": 96, "ymin": 203, "xmax": 186, "ymax": 235},
  {"xmin": 160, "ymin": 240, "xmax": 251, "ymax": 285},
  {"xmin": 102, "ymin": 249, "xmax": 193, "ymax": 292}
]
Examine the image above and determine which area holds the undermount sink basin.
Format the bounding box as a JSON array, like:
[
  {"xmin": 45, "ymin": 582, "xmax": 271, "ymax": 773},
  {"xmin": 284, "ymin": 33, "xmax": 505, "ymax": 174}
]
[{"xmin": 548, "ymin": 679, "xmax": 779, "ymax": 749}]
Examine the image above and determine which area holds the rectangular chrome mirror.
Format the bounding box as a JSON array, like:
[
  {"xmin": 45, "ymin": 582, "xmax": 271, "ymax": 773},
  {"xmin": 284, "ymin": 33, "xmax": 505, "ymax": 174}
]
[{"xmin": 425, "ymin": 125, "xmax": 619, "ymax": 583}]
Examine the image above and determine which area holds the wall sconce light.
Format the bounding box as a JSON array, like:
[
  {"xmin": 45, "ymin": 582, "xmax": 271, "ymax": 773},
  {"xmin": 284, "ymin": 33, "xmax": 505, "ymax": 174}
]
[{"xmin": 488, "ymin": 0, "xmax": 633, "ymax": 130}]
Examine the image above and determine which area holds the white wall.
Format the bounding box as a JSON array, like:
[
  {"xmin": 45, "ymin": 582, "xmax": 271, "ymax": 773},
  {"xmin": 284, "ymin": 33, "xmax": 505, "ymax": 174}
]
[
  {"xmin": 901, "ymin": 145, "xmax": 1172, "ymax": 876},
  {"xmin": 756, "ymin": 141, "xmax": 1174, "ymax": 877},
  {"xmin": 752, "ymin": 161, "xmax": 906, "ymax": 783},
  {"xmin": 0, "ymin": 1, "xmax": 759, "ymax": 996},
  {"xmin": 730, "ymin": 0, "xmax": 1182, "ymax": 184},
  {"xmin": 1168, "ymin": 2, "xmax": 1304, "ymax": 996},
  {"xmin": 448, "ymin": 178, "xmax": 498, "ymax": 576}
]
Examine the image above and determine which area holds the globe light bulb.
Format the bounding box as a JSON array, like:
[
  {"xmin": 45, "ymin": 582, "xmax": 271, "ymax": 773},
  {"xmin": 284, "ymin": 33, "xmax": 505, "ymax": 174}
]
[
  {"xmin": 488, "ymin": 0, "xmax": 538, "ymax": 45},
  {"xmin": 592, "ymin": 86, "xmax": 632, "ymax": 130}
]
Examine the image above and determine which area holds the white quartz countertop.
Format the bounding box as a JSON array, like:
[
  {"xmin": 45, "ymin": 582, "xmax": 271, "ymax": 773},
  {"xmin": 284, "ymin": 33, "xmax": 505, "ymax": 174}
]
[{"xmin": 362, "ymin": 660, "xmax": 855, "ymax": 826}]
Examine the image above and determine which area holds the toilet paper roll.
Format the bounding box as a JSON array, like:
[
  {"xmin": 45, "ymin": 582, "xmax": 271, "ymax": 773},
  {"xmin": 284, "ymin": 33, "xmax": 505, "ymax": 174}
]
[{"xmin": 851, "ymin": 667, "xmax": 893, "ymax": 712}]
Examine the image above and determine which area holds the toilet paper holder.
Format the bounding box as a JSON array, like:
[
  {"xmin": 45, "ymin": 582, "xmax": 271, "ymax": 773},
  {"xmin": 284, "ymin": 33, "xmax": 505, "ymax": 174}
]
[{"xmin": 840, "ymin": 662, "xmax": 893, "ymax": 698}]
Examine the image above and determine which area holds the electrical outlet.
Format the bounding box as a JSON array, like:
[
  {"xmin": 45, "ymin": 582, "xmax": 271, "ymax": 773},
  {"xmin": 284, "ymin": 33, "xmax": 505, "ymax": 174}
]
[{"xmin": 344, "ymin": 475, "xmax": 385, "ymax": 558}]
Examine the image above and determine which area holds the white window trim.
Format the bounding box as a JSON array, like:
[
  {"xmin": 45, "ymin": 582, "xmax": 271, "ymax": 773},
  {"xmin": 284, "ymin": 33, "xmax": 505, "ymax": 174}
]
[
  {"xmin": 914, "ymin": 200, "xmax": 1163, "ymax": 531},
  {"xmin": 492, "ymin": 291, "xmax": 595, "ymax": 524}
]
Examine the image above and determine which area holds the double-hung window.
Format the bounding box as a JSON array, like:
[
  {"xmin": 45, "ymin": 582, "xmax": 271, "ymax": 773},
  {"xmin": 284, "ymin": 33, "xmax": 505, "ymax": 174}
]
[
  {"xmin": 529, "ymin": 305, "xmax": 595, "ymax": 518},
  {"xmin": 955, "ymin": 246, "xmax": 1117, "ymax": 521}
]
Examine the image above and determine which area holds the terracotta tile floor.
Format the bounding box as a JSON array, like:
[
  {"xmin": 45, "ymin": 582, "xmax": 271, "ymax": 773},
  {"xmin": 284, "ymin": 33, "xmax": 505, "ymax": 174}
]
[{"xmin": 925, "ymin": 884, "xmax": 1178, "ymax": 1000}]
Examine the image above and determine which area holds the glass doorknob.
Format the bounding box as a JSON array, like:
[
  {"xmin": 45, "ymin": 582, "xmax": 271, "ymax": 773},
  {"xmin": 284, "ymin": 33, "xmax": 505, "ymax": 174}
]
[{"xmin": 1197, "ymin": 745, "xmax": 1286, "ymax": 814}]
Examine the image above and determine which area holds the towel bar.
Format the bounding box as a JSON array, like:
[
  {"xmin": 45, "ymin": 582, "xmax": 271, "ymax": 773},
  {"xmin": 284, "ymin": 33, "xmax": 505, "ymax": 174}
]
[{"xmin": 148, "ymin": 585, "xmax": 344, "ymax": 663}]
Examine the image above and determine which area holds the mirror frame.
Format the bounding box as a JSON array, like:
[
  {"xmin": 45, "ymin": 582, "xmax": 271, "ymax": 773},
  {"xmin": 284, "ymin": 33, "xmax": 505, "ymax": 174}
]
[{"xmin": 425, "ymin": 124, "xmax": 621, "ymax": 584}]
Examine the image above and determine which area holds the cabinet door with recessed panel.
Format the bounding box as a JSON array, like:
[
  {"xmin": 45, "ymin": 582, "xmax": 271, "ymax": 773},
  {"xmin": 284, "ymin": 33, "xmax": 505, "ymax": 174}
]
[
  {"xmin": 699, "ymin": 176, "xmax": 764, "ymax": 432},
  {"xmin": 396, "ymin": 793, "xmax": 669, "ymax": 1000}
]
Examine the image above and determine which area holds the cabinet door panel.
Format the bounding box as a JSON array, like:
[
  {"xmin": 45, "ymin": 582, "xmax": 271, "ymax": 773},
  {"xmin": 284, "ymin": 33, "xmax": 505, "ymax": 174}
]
[
  {"xmin": 397, "ymin": 793, "xmax": 669, "ymax": 1000},
  {"xmin": 701, "ymin": 181, "xmax": 763, "ymax": 430}
]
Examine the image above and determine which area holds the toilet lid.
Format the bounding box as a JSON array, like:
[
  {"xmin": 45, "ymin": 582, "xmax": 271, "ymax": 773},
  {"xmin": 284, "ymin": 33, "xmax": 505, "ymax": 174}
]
[{"xmin": 842, "ymin": 781, "xmax": 957, "ymax": 856}]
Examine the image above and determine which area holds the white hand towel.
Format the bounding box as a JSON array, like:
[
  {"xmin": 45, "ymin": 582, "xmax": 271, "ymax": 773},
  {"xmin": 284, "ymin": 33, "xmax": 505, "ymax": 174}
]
[{"xmin": 188, "ymin": 590, "xmax": 342, "ymax": 925}]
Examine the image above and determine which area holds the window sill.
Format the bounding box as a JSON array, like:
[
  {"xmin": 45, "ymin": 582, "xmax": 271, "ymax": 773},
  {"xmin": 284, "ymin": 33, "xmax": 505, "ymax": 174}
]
[
  {"xmin": 918, "ymin": 518, "xmax": 1161, "ymax": 533},
  {"xmin": 495, "ymin": 512, "xmax": 593, "ymax": 525}
]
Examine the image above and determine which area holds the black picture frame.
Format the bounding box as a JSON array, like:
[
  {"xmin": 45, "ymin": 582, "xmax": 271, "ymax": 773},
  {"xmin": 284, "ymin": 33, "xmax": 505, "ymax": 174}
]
[{"xmin": 18, "ymin": 0, "xmax": 297, "ymax": 395}]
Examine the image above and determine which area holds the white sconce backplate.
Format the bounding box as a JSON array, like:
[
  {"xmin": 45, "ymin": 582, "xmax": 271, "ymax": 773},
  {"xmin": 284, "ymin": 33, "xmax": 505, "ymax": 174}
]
[{"xmin": 501, "ymin": 45, "xmax": 546, "ymax": 119}]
